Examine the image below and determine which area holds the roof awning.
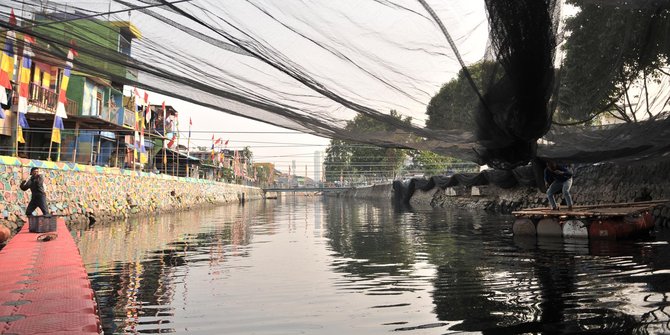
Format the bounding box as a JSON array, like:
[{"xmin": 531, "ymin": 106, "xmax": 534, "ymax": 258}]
[
  {"xmin": 157, "ymin": 147, "xmax": 200, "ymax": 161},
  {"xmin": 71, "ymin": 71, "xmax": 112, "ymax": 87}
]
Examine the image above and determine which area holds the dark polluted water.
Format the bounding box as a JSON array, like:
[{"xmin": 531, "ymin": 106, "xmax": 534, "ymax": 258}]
[{"xmin": 72, "ymin": 196, "xmax": 670, "ymax": 334}]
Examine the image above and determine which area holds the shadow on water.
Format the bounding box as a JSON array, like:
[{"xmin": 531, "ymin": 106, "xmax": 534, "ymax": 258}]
[{"xmin": 391, "ymin": 202, "xmax": 668, "ymax": 334}]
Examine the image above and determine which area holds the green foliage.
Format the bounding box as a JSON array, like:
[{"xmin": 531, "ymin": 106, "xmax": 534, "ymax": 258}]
[
  {"xmin": 407, "ymin": 151, "xmax": 458, "ymax": 176},
  {"xmin": 324, "ymin": 139, "xmax": 351, "ymax": 182},
  {"xmin": 241, "ymin": 146, "xmax": 253, "ymax": 161},
  {"xmin": 254, "ymin": 165, "xmax": 272, "ymax": 187},
  {"xmin": 426, "ymin": 60, "xmax": 499, "ymax": 131},
  {"xmin": 220, "ymin": 166, "xmax": 233, "ymax": 182},
  {"xmin": 560, "ymin": 3, "xmax": 670, "ymax": 122},
  {"xmin": 323, "ymin": 111, "xmax": 410, "ymax": 182}
]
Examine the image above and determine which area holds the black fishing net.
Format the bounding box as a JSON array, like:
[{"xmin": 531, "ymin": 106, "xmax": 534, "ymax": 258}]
[{"xmin": 1, "ymin": 0, "xmax": 669, "ymax": 169}]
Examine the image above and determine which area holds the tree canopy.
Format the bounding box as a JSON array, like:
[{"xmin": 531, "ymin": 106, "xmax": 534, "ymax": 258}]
[
  {"xmin": 559, "ymin": 2, "xmax": 670, "ymax": 123},
  {"xmin": 425, "ymin": 60, "xmax": 499, "ymax": 131},
  {"xmin": 324, "ymin": 111, "xmax": 410, "ymax": 183}
]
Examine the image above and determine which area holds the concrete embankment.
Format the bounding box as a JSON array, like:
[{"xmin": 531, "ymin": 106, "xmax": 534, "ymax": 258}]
[
  {"xmin": 0, "ymin": 156, "xmax": 263, "ymax": 243},
  {"xmin": 338, "ymin": 183, "xmax": 394, "ymax": 200},
  {"xmin": 337, "ymin": 160, "xmax": 670, "ymax": 226}
]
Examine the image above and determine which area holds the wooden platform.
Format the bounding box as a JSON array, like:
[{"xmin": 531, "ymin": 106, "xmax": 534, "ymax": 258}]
[
  {"xmin": 0, "ymin": 217, "xmax": 101, "ymax": 334},
  {"xmin": 513, "ymin": 200, "xmax": 668, "ymax": 218}
]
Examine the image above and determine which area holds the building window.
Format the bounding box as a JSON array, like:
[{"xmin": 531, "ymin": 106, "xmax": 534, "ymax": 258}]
[{"xmin": 119, "ymin": 35, "xmax": 131, "ymax": 56}]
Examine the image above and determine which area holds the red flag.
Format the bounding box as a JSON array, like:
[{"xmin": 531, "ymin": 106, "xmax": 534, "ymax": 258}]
[
  {"xmin": 9, "ymin": 9, "xmax": 16, "ymax": 26},
  {"xmin": 143, "ymin": 92, "xmax": 149, "ymax": 105},
  {"xmin": 69, "ymin": 40, "xmax": 79, "ymax": 57},
  {"xmin": 167, "ymin": 133, "xmax": 177, "ymax": 148},
  {"xmin": 189, "ymin": 117, "xmax": 192, "ymax": 126},
  {"xmin": 224, "ymin": 139, "xmax": 229, "ymax": 146}
]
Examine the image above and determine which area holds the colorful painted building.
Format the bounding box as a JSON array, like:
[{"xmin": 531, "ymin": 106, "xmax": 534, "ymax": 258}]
[{"xmin": 0, "ymin": 9, "xmax": 145, "ymax": 168}]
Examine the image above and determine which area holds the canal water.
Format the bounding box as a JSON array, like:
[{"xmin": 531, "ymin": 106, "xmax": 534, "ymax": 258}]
[{"xmin": 73, "ymin": 196, "xmax": 670, "ymax": 334}]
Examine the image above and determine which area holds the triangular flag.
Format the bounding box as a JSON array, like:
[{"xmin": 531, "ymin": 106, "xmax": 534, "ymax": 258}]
[
  {"xmin": 17, "ymin": 35, "xmax": 34, "ymax": 116},
  {"xmin": 51, "ymin": 116, "xmax": 64, "ymax": 144},
  {"xmin": 55, "ymin": 48, "xmax": 76, "ymax": 119},
  {"xmin": 0, "ymin": 9, "xmax": 17, "ymax": 105}
]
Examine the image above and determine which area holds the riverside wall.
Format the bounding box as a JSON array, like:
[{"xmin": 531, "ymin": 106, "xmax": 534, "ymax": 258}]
[
  {"xmin": 0, "ymin": 156, "xmax": 263, "ymax": 240},
  {"xmin": 339, "ymin": 183, "xmax": 394, "ymax": 200},
  {"xmin": 339, "ymin": 160, "xmax": 670, "ymax": 225}
]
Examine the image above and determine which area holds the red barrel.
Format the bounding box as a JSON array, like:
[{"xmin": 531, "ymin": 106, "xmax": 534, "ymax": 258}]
[
  {"xmin": 643, "ymin": 212, "xmax": 655, "ymax": 229},
  {"xmin": 588, "ymin": 219, "xmax": 617, "ymax": 240},
  {"xmin": 615, "ymin": 218, "xmax": 635, "ymax": 239},
  {"xmin": 623, "ymin": 214, "xmax": 653, "ymax": 236}
]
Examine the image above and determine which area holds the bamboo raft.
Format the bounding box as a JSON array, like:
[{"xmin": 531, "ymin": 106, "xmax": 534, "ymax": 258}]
[{"xmin": 512, "ymin": 200, "xmax": 669, "ymax": 239}]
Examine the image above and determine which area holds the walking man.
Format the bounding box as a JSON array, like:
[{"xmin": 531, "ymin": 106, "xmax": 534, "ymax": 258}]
[{"xmin": 20, "ymin": 167, "xmax": 49, "ymax": 216}]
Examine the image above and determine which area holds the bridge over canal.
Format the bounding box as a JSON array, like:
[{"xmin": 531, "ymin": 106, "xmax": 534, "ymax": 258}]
[{"xmin": 262, "ymin": 187, "xmax": 354, "ymax": 193}]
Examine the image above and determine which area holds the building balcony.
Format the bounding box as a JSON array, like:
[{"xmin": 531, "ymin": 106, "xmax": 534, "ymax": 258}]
[{"xmin": 14, "ymin": 83, "xmax": 79, "ymax": 117}]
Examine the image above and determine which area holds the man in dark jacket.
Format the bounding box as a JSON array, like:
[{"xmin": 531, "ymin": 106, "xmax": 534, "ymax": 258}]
[
  {"xmin": 544, "ymin": 161, "xmax": 574, "ymax": 210},
  {"xmin": 20, "ymin": 167, "xmax": 49, "ymax": 216}
]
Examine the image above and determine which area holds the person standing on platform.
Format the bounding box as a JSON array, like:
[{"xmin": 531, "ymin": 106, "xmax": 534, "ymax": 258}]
[
  {"xmin": 544, "ymin": 161, "xmax": 574, "ymax": 210},
  {"xmin": 20, "ymin": 167, "xmax": 49, "ymax": 216}
]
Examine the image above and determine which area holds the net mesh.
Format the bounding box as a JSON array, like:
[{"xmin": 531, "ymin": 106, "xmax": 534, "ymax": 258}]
[{"xmin": 1, "ymin": 0, "xmax": 668, "ymax": 169}]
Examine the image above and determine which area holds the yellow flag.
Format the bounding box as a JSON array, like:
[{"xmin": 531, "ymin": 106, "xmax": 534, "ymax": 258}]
[
  {"xmin": 51, "ymin": 128, "xmax": 61, "ymax": 144},
  {"xmin": 17, "ymin": 126, "xmax": 25, "ymax": 144}
]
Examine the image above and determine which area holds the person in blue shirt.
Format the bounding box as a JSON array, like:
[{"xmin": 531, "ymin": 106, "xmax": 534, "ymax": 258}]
[{"xmin": 544, "ymin": 161, "xmax": 574, "ymax": 210}]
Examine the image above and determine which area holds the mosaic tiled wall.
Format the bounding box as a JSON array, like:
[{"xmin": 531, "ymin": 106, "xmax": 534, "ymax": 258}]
[{"xmin": 0, "ymin": 156, "xmax": 263, "ymax": 233}]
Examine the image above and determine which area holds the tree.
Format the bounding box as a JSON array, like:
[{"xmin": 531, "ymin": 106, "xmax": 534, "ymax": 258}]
[
  {"xmin": 324, "ymin": 139, "xmax": 351, "ymax": 182},
  {"xmin": 323, "ymin": 111, "xmax": 410, "ymax": 183},
  {"xmin": 235, "ymin": 146, "xmax": 253, "ymax": 183},
  {"xmin": 559, "ymin": 2, "xmax": 670, "ymax": 123},
  {"xmin": 254, "ymin": 164, "xmax": 273, "ymax": 187},
  {"xmin": 407, "ymin": 151, "xmax": 459, "ymax": 176},
  {"xmin": 426, "ymin": 60, "xmax": 500, "ymax": 131}
]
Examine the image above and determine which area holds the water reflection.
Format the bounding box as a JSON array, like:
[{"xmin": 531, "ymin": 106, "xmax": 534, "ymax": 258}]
[{"xmin": 73, "ymin": 197, "xmax": 670, "ymax": 334}]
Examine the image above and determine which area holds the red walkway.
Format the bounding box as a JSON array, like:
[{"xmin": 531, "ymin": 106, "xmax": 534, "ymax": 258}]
[{"xmin": 0, "ymin": 218, "xmax": 100, "ymax": 334}]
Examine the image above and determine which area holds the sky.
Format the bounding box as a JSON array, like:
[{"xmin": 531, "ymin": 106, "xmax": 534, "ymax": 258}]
[
  {"xmin": 3, "ymin": 0, "xmax": 490, "ymax": 177},
  {"xmin": 114, "ymin": 0, "xmax": 489, "ymax": 178}
]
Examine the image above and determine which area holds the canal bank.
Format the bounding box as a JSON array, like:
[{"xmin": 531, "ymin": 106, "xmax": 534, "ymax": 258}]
[
  {"xmin": 0, "ymin": 156, "xmax": 263, "ymax": 242},
  {"xmin": 338, "ymin": 159, "xmax": 670, "ymax": 226}
]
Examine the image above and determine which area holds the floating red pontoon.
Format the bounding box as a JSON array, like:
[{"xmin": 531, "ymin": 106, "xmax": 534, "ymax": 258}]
[
  {"xmin": 0, "ymin": 217, "xmax": 100, "ymax": 334},
  {"xmin": 512, "ymin": 200, "xmax": 667, "ymax": 240}
]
